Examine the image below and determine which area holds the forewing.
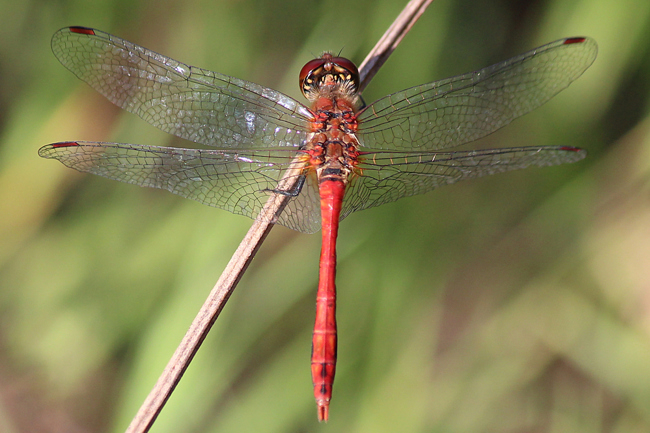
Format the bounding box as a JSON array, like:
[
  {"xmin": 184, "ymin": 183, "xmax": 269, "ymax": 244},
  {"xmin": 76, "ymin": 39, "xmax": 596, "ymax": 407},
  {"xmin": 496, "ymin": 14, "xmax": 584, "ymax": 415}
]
[
  {"xmin": 51, "ymin": 27, "xmax": 313, "ymax": 148},
  {"xmin": 340, "ymin": 146, "xmax": 586, "ymax": 218},
  {"xmin": 356, "ymin": 37, "xmax": 597, "ymax": 151},
  {"xmin": 39, "ymin": 141, "xmax": 322, "ymax": 233}
]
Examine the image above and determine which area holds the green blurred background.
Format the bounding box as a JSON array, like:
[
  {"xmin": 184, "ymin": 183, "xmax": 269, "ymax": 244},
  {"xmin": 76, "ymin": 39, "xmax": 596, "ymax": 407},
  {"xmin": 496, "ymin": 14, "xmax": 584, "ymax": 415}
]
[{"xmin": 1, "ymin": 0, "xmax": 650, "ymax": 431}]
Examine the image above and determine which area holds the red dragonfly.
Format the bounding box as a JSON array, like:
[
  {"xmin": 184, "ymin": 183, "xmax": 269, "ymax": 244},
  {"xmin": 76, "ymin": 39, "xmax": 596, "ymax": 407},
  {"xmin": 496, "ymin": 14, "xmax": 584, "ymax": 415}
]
[{"xmin": 40, "ymin": 27, "xmax": 597, "ymax": 421}]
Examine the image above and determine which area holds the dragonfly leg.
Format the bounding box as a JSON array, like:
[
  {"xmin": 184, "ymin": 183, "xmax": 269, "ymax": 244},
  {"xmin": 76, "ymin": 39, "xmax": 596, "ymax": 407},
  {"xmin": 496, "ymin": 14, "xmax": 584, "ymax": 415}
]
[{"xmin": 264, "ymin": 174, "xmax": 306, "ymax": 197}]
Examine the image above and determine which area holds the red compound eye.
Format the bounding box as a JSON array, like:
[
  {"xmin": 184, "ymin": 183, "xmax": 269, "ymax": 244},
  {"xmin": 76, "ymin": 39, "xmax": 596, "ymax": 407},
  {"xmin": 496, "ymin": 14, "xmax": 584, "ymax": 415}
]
[
  {"xmin": 299, "ymin": 58, "xmax": 328, "ymax": 86},
  {"xmin": 299, "ymin": 54, "xmax": 360, "ymax": 97},
  {"xmin": 329, "ymin": 57, "xmax": 359, "ymax": 79}
]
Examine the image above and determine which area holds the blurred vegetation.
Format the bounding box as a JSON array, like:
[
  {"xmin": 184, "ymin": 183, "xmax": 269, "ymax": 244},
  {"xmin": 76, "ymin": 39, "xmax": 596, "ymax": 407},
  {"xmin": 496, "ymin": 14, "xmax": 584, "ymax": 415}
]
[{"xmin": 1, "ymin": 0, "xmax": 650, "ymax": 432}]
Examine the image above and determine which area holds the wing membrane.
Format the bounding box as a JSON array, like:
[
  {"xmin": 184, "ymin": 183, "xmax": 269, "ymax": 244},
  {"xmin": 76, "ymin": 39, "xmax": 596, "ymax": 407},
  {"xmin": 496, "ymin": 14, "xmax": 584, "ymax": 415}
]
[
  {"xmin": 45, "ymin": 29, "xmax": 595, "ymax": 232},
  {"xmin": 51, "ymin": 27, "xmax": 313, "ymax": 148},
  {"xmin": 39, "ymin": 141, "xmax": 322, "ymax": 233},
  {"xmin": 356, "ymin": 37, "xmax": 597, "ymax": 151},
  {"xmin": 340, "ymin": 146, "xmax": 586, "ymax": 218}
]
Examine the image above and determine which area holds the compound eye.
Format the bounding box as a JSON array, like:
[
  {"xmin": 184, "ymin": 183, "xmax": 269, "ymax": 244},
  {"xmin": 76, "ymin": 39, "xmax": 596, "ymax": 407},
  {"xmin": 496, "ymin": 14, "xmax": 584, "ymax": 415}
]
[
  {"xmin": 299, "ymin": 58, "xmax": 327, "ymax": 96},
  {"xmin": 299, "ymin": 54, "xmax": 361, "ymax": 98},
  {"xmin": 329, "ymin": 56, "xmax": 360, "ymax": 91},
  {"xmin": 329, "ymin": 57, "xmax": 359, "ymax": 77}
]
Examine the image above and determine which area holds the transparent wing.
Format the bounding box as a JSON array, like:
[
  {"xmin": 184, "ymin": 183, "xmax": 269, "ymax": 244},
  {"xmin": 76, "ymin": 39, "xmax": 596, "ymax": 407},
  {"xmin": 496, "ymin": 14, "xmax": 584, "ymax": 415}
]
[
  {"xmin": 39, "ymin": 141, "xmax": 322, "ymax": 233},
  {"xmin": 51, "ymin": 27, "xmax": 313, "ymax": 148},
  {"xmin": 340, "ymin": 146, "xmax": 586, "ymax": 219},
  {"xmin": 356, "ymin": 37, "xmax": 597, "ymax": 151},
  {"xmin": 46, "ymin": 29, "xmax": 595, "ymax": 231}
]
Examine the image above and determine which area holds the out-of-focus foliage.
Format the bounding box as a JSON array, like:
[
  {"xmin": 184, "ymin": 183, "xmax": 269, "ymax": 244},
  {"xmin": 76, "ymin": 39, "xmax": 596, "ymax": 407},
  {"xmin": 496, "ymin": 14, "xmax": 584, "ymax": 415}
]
[{"xmin": 1, "ymin": 0, "xmax": 649, "ymax": 431}]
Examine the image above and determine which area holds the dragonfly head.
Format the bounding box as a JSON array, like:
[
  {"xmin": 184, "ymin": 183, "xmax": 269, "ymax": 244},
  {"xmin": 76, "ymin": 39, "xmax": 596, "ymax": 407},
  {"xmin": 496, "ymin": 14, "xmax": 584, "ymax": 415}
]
[{"xmin": 300, "ymin": 53, "xmax": 360, "ymax": 101}]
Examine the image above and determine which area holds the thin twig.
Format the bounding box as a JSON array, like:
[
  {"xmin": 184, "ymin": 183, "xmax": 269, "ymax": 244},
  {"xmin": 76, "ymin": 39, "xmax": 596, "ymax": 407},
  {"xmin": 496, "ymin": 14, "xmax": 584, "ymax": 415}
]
[
  {"xmin": 125, "ymin": 159, "xmax": 305, "ymax": 433},
  {"xmin": 358, "ymin": 0, "xmax": 434, "ymax": 92},
  {"xmin": 124, "ymin": 1, "xmax": 434, "ymax": 431}
]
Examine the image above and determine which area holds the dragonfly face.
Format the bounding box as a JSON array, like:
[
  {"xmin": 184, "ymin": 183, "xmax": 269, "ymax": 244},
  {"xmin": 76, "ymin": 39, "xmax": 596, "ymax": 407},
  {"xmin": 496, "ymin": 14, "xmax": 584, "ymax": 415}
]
[
  {"xmin": 39, "ymin": 26, "xmax": 597, "ymax": 421},
  {"xmin": 299, "ymin": 53, "xmax": 361, "ymax": 102}
]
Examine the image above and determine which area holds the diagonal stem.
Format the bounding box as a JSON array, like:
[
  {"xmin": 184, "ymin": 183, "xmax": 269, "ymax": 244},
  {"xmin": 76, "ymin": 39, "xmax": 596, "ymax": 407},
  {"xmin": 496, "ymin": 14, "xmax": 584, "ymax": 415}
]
[
  {"xmin": 124, "ymin": 1, "xmax": 434, "ymax": 431},
  {"xmin": 358, "ymin": 0, "xmax": 434, "ymax": 92},
  {"xmin": 125, "ymin": 158, "xmax": 305, "ymax": 433}
]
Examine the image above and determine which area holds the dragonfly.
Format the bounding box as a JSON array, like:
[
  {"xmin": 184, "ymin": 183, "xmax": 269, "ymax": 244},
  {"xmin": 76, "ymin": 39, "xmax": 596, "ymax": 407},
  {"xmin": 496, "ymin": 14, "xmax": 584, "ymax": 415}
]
[{"xmin": 39, "ymin": 26, "xmax": 597, "ymax": 421}]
